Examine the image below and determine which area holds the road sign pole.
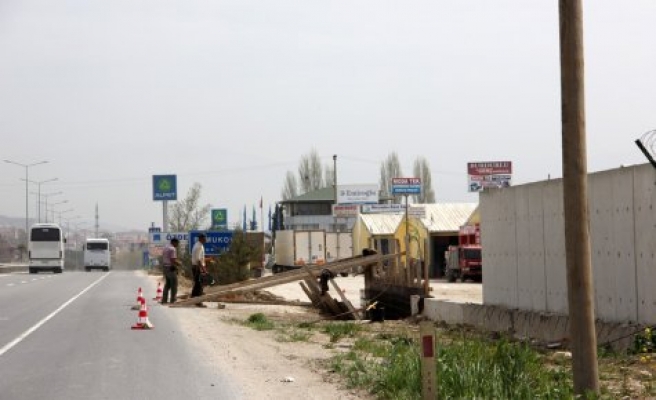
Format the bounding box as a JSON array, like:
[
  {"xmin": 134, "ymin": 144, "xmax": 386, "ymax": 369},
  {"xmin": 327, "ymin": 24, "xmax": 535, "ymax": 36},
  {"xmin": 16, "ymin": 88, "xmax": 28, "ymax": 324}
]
[{"xmin": 163, "ymin": 200, "xmax": 169, "ymax": 232}]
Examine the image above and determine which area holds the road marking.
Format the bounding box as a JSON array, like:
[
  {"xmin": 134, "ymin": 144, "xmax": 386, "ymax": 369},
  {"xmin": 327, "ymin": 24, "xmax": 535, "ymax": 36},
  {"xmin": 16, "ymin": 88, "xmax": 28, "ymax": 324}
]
[
  {"xmin": 0, "ymin": 273, "xmax": 111, "ymax": 357},
  {"xmin": 6, "ymin": 283, "xmax": 15, "ymax": 287}
]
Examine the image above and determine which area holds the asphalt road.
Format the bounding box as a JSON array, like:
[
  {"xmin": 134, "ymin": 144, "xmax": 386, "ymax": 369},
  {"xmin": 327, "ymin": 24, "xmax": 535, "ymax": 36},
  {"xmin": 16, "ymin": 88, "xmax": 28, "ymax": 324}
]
[{"xmin": 0, "ymin": 270, "xmax": 240, "ymax": 400}]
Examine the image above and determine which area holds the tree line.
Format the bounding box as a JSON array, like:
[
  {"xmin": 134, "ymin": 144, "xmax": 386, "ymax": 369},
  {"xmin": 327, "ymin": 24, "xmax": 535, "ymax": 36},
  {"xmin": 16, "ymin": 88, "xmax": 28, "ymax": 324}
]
[{"xmin": 281, "ymin": 149, "xmax": 435, "ymax": 204}]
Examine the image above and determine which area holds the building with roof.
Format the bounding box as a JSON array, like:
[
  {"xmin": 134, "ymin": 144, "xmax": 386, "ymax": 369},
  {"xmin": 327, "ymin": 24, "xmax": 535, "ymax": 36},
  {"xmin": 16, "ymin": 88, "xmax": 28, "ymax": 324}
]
[
  {"xmin": 280, "ymin": 187, "xmax": 355, "ymax": 232},
  {"xmin": 353, "ymin": 203, "xmax": 478, "ymax": 278}
]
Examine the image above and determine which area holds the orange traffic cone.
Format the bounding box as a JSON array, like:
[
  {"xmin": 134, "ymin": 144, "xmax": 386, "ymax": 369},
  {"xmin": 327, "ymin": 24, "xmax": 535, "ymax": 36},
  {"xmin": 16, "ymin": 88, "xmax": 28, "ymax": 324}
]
[
  {"xmin": 131, "ymin": 300, "xmax": 153, "ymax": 330},
  {"xmin": 132, "ymin": 287, "xmax": 145, "ymax": 310},
  {"xmin": 153, "ymin": 283, "xmax": 163, "ymax": 302}
]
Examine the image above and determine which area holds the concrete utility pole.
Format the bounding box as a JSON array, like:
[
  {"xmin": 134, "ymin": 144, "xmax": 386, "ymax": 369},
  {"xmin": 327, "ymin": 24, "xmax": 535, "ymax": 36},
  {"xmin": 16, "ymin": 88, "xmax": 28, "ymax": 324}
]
[{"xmin": 558, "ymin": 0, "xmax": 599, "ymax": 395}]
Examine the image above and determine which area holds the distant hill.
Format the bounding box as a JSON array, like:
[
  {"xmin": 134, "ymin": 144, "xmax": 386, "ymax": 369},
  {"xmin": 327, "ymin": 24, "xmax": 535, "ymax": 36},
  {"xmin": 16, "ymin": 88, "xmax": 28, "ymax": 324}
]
[{"xmin": 0, "ymin": 214, "xmax": 136, "ymax": 233}]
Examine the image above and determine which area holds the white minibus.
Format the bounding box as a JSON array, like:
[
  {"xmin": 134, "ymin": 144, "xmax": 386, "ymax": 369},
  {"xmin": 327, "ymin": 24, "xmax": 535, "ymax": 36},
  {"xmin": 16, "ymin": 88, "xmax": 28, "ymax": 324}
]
[{"xmin": 84, "ymin": 238, "xmax": 111, "ymax": 272}]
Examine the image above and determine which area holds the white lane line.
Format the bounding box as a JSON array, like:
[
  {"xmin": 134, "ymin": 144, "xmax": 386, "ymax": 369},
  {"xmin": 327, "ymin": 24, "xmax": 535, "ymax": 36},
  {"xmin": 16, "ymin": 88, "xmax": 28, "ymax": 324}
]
[
  {"xmin": 6, "ymin": 283, "xmax": 15, "ymax": 287},
  {"xmin": 0, "ymin": 273, "xmax": 111, "ymax": 357}
]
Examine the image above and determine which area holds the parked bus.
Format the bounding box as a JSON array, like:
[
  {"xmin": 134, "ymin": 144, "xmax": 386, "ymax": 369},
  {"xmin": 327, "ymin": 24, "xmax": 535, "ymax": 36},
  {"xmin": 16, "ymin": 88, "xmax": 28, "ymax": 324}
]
[
  {"xmin": 84, "ymin": 238, "xmax": 111, "ymax": 272},
  {"xmin": 29, "ymin": 223, "xmax": 65, "ymax": 274}
]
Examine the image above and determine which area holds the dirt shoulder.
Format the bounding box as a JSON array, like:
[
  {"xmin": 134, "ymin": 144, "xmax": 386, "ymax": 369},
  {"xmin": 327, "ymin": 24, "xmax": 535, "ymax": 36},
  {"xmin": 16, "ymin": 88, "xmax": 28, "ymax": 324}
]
[{"xmin": 150, "ymin": 274, "xmax": 374, "ymax": 400}]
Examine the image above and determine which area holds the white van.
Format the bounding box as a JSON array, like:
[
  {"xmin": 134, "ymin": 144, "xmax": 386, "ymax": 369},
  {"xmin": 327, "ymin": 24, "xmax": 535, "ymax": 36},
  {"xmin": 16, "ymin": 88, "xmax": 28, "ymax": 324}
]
[
  {"xmin": 84, "ymin": 238, "xmax": 111, "ymax": 272},
  {"xmin": 29, "ymin": 223, "xmax": 65, "ymax": 274}
]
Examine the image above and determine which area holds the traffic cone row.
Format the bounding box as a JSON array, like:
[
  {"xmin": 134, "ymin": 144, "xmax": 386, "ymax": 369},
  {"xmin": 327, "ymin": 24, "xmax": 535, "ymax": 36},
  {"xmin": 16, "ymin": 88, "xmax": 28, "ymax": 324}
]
[{"xmin": 131, "ymin": 287, "xmax": 154, "ymax": 330}]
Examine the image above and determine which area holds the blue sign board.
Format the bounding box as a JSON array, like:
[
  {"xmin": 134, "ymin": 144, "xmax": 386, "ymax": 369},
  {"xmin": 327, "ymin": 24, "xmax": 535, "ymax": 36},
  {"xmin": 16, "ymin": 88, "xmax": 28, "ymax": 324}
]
[
  {"xmin": 153, "ymin": 175, "xmax": 177, "ymax": 201},
  {"xmin": 189, "ymin": 231, "xmax": 233, "ymax": 256},
  {"xmin": 391, "ymin": 177, "xmax": 422, "ymax": 195}
]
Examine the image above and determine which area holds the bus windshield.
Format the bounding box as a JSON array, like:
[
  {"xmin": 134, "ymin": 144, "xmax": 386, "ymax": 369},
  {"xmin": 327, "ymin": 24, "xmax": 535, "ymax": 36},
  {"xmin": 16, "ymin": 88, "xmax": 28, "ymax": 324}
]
[
  {"xmin": 87, "ymin": 242, "xmax": 108, "ymax": 251},
  {"xmin": 31, "ymin": 228, "xmax": 61, "ymax": 242}
]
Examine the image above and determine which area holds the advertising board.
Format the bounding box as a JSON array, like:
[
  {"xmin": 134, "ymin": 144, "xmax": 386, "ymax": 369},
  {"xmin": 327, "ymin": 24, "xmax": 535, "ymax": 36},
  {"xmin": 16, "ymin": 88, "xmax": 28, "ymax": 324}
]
[
  {"xmin": 467, "ymin": 161, "xmax": 512, "ymax": 192},
  {"xmin": 152, "ymin": 175, "xmax": 177, "ymax": 201},
  {"xmin": 336, "ymin": 184, "xmax": 379, "ymax": 204},
  {"xmin": 211, "ymin": 208, "xmax": 228, "ymax": 229},
  {"xmin": 391, "ymin": 177, "xmax": 422, "ymax": 195}
]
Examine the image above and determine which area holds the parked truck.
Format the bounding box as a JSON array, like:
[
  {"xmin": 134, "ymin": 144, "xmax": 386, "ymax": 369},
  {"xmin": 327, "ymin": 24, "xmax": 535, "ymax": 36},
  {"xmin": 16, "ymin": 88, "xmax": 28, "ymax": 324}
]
[
  {"xmin": 272, "ymin": 230, "xmax": 353, "ymax": 274},
  {"xmin": 445, "ymin": 224, "xmax": 482, "ymax": 282}
]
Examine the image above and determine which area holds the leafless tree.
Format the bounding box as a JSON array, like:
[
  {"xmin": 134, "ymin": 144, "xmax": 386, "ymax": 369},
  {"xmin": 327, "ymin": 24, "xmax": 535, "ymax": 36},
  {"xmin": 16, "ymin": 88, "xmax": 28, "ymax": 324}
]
[
  {"xmin": 298, "ymin": 148, "xmax": 324, "ymax": 193},
  {"xmin": 324, "ymin": 163, "xmax": 334, "ymax": 189},
  {"xmin": 412, "ymin": 156, "xmax": 436, "ymax": 203},
  {"xmin": 281, "ymin": 171, "xmax": 298, "ymax": 201},
  {"xmin": 168, "ymin": 182, "xmax": 211, "ymax": 231},
  {"xmin": 379, "ymin": 152, "xmax": 404, "ymax": 204}
]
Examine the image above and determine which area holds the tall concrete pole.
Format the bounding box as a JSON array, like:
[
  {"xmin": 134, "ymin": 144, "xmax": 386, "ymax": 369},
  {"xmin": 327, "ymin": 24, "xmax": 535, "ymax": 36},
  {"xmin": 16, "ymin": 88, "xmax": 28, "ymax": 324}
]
[{"xmin": 558, "ymin": 0, "xmax": 599, "ymax": 394}]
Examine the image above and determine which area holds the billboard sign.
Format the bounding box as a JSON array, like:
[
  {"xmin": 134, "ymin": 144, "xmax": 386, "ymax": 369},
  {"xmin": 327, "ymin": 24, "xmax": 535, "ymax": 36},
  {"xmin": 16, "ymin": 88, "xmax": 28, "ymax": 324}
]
[
  {"xmin": 152, "ymin": 175, "xmax": 177, "ymax": 201},
  {"xmin": 332, "ymin": 204, "xmax": 360, "ymax": 217},
  {"xmin": 467, "ymin": 161, "xmax": 512, "ymax": 192},
  {"xmin": 211, "ymin": 208, "xmax": 228, "ymax": 229},
  {"xmin": 336, "ymin": 184, "xmax": 379, "ymax": 204},
  {"xmin": 391, "ymin": 177, "xmax": 422, "ymax": 195},
  {"xmin": 360, "ymin": 204, "xmax": 425, "ymax": 217},
  {"xmin": 189, "ymin": 230, "xmax": 233, "ymax": 256}
]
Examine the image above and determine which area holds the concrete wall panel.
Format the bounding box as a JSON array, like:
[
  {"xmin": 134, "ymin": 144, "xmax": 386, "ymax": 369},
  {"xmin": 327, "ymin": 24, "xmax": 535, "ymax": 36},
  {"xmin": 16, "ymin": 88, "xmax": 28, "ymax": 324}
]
[
  {"xmin": 542, "ymin": 180, "xmax": 568, "ymax": 314},
  {"xmin": 528, "ymin": 185, "xmax": 547, "ymax": 311},
  {"xmin": 632, "ymin": 165, "xmax": 656, "ymax": 324},
  {"xmin": 514, "ymin": 186, "xmax": 532, "ymax": 310},
  {"xmin": 481, "ymin": 188, "xmax": 518, "ymax": 307},
  {"xmin": 482, "ymin": 164, "xmax": 654, "ymax": 324}
]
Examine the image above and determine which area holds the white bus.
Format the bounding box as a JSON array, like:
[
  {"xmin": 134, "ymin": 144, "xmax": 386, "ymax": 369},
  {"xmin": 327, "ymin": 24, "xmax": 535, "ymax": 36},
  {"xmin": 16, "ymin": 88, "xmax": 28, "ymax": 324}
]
[
  {"xmin": 84, "ymin": 238, "xmax": 111, "ymax": 272},
  {"xmin": 29, "ymin": 223, "xmax": 65, "ymax": 274}
]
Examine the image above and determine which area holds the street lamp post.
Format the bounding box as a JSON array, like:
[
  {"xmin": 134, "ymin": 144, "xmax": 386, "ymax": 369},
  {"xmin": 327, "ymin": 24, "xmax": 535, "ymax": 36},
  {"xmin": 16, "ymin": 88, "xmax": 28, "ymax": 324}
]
[
  {"xmin": 40, "ymin": 192, "xmax": 63, "ymax": 223},
  {"xmin": 3, "ymin": 159, "xmax": 48, "ymax": 259},
  {"xmin": 49, "ymin": 200, "xmax": 69, "ymax": 224},
  {"xmin": 23, "ymin": 177, "xmax": 58, "ymax": 223},
  {"xmin": 56, "ymin": 208, "xmax": 74, "ymax": 225}
]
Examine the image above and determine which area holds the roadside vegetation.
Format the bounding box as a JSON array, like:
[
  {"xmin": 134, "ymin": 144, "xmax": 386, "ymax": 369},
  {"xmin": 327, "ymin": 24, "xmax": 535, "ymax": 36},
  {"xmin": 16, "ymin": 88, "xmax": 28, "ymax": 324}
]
[{"xmin": 237, "ymin": 314, "xmax": 656, "ymax": 399}]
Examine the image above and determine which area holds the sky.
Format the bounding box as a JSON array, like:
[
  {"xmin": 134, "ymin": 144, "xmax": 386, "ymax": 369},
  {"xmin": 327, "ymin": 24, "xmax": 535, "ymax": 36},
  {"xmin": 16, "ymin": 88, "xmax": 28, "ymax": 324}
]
[{"xmin": 1, "ymin": 1, "xmax": 655, "ymax": 232}]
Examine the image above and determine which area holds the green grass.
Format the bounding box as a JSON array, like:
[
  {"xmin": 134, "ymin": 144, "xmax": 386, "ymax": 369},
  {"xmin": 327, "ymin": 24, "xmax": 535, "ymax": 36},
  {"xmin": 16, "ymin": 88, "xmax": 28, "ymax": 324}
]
[
  {"xmin": 321, "ymin": 322, "xmax": 364, "ymax": 343},
  {"xmin": 329, "ymin": 331, "xmax": 575, "ymax": 400},
  {"xmin": 244, "ymin": 313, "xmax": 274, "ymax": 331}
]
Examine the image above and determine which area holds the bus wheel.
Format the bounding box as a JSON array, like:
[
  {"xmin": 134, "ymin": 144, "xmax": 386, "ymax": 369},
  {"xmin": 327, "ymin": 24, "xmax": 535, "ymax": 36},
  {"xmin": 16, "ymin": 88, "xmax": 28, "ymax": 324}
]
[
  {"xmin": 29, "ymin": 268, "xmax": 36, "ymax": 274},
  {"xmin": 54, "ymin": 268, "xmax": 63, "ymax": 274}
]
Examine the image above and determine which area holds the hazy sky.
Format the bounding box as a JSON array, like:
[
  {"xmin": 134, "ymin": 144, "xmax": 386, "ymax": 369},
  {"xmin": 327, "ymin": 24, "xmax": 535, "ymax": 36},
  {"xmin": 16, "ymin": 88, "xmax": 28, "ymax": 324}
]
[{"xmin": 1, "ymin": 1, "xmax": 655, "ymax": 231}]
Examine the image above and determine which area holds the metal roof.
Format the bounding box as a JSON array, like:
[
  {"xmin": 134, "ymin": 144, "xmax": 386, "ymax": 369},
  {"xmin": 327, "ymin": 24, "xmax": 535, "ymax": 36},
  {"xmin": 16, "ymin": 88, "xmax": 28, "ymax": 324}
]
[
  {"xmin": 419, "ymin": 203, "xmax": 478, "ymax": 232},
  {"xmin": 359, "ymin": 214, "xmax": 403, "ymax": 235},
  {"xmin": 281, "ymin": 187, "xmax": 334, "ymax": 203}
]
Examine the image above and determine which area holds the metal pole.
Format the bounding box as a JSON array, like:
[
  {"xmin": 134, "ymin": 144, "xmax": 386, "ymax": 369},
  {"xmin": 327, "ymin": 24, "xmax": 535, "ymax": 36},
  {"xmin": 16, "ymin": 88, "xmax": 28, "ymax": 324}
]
[
  {"xmin": 163, "ymin": 200, "xmax": 169, "ymax": 232},
  {"xmin": 559, "ymin": 0, "xmax": 599, "ymax": 394},
  {"xmin": 3, "ymin": 160, "xmax": 48, "ymax": 259}
]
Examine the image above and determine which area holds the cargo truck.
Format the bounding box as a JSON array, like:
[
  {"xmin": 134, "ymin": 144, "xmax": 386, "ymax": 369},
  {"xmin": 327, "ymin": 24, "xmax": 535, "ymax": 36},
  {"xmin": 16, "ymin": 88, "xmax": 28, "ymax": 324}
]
[{"xmin": 445, "ymin": 224, "xmax": 482, "ymax": 282}]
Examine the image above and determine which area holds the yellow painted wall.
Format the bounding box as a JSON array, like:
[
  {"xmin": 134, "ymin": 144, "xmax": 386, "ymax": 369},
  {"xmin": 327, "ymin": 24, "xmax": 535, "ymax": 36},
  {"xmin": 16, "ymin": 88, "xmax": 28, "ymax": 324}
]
[
  {"xmin": 395, "ymin": 216, "xmax": 429, "ymax": 264},
  {"xmin": 352, "ymin": 216, "xmax": 370, "ymax": 256}
]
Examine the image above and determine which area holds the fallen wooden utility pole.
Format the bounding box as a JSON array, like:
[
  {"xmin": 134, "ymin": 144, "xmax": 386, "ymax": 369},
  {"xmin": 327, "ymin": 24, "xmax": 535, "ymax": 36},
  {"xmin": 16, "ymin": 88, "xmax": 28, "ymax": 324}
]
[{"xmin": 171, "ymin": 252, "xmax": 403, "ymax": 307}]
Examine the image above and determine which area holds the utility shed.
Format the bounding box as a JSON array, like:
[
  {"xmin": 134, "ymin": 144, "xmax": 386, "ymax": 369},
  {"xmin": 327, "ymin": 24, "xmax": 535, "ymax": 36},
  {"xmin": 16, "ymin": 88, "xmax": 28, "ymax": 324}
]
[{"xmin": 418, "ymin": 203, "xmax": 478, "ymax": 278}]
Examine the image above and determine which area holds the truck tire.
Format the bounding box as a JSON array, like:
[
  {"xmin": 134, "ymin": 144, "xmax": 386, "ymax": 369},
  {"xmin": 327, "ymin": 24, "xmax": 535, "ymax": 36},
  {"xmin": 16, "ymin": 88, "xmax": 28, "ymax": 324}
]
[
  {"xmin": 447, "ymin": 269, "xmax": 457, "ymax": 283},
  {"xmin": 29, "ymin": 268, "xmax": 36, "ymax": 274},
  {"xmin": 54, "ymin": 268, "xmax": 63, "ymax": 274}
]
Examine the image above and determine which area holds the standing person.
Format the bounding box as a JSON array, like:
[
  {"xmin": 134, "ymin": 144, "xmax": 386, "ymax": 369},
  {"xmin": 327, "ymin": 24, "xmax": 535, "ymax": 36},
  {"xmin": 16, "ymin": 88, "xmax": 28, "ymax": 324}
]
[
  {"xmin": 191, "ymin": 233, "xmax": 208, "ymax": 307},
  {"xmin": 161, "ymin": 238, "xmax": 180, "ymax": 304}
]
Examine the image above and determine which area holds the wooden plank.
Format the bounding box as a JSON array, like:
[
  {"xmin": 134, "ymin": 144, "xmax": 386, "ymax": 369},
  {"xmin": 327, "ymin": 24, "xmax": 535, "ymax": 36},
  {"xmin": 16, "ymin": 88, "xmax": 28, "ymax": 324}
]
[
  {"xmin": 330, "ymin": 278, "xmax": 361, "ymax": 320},
  {"xmin": 172, "ymin": 252, "xmax": 403, "ymax": 307},
  {"xmin": 299, "ymin": 281, "xmax": 321, "ymax": 307}
]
